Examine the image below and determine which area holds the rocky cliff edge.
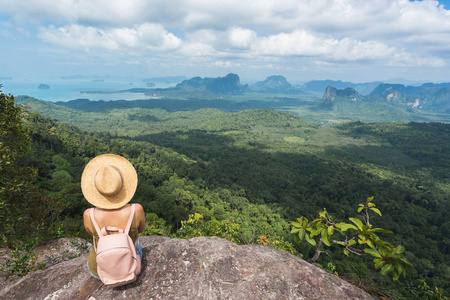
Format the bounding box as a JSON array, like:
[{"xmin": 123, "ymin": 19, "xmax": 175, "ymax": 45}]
[{"xmin": 0, "ymin": 236, "xmax": 373, "ymax": 299}]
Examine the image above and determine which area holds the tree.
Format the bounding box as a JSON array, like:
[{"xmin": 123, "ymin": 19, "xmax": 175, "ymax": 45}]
[
  {"xmin": 177, "ymin": 213, "xmax": 243, "ymax": 244},
  {"xmin": 290, "ymin": 197, "xmax": 413, "ymax": 280},
  {"xmin": 0, "ymin": 89, "xmax": 62, "ymax": 246}
]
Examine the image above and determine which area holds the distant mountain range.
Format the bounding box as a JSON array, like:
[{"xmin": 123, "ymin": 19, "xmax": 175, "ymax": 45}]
[
  {"xmin": 300, "ymin": 80, "xmax": 382, "ymax": 95},
  {"xmin": 319, "ymin": 83, "xmax": 450, "ymax": 115},
  {"xmin": 369, "ymin": 83, "xmax": 450, "ymax": 113},
  {"xmin": 10, "ymin": 73, "xmax": 450, "ymax": 120},
  {"xmin": 249, "ymin": 75, "xmax": 450, "ymax": 114}
]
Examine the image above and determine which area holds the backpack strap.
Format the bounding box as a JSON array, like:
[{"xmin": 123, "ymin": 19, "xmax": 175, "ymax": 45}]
[
  {"xmin": 90, "ymin": 208, "xmax": 104, "ymax": 237},
  {"xmin": 100, "ymin": 226, "xmax": 123, "ymax": 236},
  {"xmin": 89, "ymin": 204, "xmax": 136, "ymax": 250},
  {"xmin": 89, "ymin": 208, "xmax": 103, "ymax": 251},
  {"xmin": 124, "ymin": 204, "xmax": 136, "ymax": 235}
]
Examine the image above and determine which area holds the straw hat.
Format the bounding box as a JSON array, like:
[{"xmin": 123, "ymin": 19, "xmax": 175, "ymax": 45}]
[{"xmin": 81, "ymin": 154, "xmax": 138, "ymax": 209}]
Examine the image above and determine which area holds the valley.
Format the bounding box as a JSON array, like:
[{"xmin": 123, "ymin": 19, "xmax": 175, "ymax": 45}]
[{"xmin": 3, "ymin": 76, "xmax": 450, "ymax": 298}]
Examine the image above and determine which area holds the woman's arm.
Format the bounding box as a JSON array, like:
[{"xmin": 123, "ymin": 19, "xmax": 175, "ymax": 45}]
[
  {"xmin": 135, "ymin": 204, "xmax": 146, "ymax": 233},
  {"xmin": 83, "ymin": 209, "xmax": 93, "ymax": 236}
]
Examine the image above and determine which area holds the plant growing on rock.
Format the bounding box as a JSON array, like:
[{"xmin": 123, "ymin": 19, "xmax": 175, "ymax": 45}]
[{"xmin": 290, "ymin": 197, "xmax": 413, "ymax": 280}]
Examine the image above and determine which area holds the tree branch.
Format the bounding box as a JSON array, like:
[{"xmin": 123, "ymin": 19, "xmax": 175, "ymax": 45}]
[{"xmin": 309, "ymin": 239, "xmax": 324, "ymax": 263}]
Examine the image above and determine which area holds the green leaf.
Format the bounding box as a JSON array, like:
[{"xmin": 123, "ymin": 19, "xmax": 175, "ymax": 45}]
[
  {"xmin": 364, "ymin": 248, "xmax": 382, "ymax": 258},
  {"xmin": 305, "ymin": 234, "xmax": 316, "ymax": 246},
  {"xmin": 402, "ymin": 258, "xmax": 414, "ymax": 268},
  {"xmin": 310, "ymin": 228, "xmax": 323, "ymax": 237},
  {"xmin": 321, "ymin": 229, "xmax": 331, "ymax": 246},
  {"xmin": 357, "ymin": 206, "xmax": 364, "ymax": 213},
  {"xmin": 348, "ymin": 239, "xmax": 356, "ymax": 246},
  {"xmin": 291, "ymin": 227, "xmax": 300, "ymax": 233},
  {"xmin": 298, "ymin": 228, "xmax": 305, "ymax": 241},
  {"xmin": 343, "ymin": 249, "xmax": 349, "ymax": 256},
  {"xmin": 374, "ymin": 258, "xmax": 384, "ymax": 269},
  {"xmin": 327, "ymin": 225, "xmax": 334, "ymax": 237},
  {"xmin": 393, "ymin": 272, "xmax": 400, "ymax": 281},
  {"xmin": 349, "ymin": 218, "xmax": 363, "ymax": 231},
  {"xmin": 366, "ymin": 239, "xmax": 375, "ymax": 249},
  {"xmin": 290, "ymin": 221, "xmax": 301, "ymax": 227},
  {"xmin": 370, "ymin": 207, "xmax": 382, "ymax": 216},
  {"xmin": 297, "ymin": 217, "xmax": 308, "ymax": 224},
  {"xmin": 396, "ymin": 245, "xmax": 405, "ymax": 253},
  {"xmin": 361, "ymin": 225, "xmax": 372, "ymax": 234},
  {"xmin": 396, "ymin": 263, "xmax": 406, "ymax": 276},
  {"xmin": 381, "ymin": 264, "xmax": 393, "ymax": 275},
  {"xmin": 335, "ymin": 223, "xmax": 357, "ymax": 232}
]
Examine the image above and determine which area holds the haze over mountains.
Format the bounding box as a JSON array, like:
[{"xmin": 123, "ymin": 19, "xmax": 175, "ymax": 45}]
[{"xmin": 38, "ymin": 73, "xmax": 449, "ymax": 120}]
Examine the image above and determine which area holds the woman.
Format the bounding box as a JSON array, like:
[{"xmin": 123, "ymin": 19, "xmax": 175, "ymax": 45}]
[{"xmin": 81, "ymin": 154, "xmax": 146, "ymax": 280}]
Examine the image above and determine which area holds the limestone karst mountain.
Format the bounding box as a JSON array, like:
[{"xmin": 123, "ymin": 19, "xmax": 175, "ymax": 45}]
[
  {"xmin": 319, "ymin": 86, "xmax": 361, "ymax": 109},
  {"xmin": 176, "ymin": 73, "xmax": 248, "ymax": 95}
]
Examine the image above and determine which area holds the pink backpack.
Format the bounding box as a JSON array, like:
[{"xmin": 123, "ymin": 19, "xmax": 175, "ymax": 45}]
[{"xmin": 90, "ymin": 204, "xmax": 141, "ymax": 287}]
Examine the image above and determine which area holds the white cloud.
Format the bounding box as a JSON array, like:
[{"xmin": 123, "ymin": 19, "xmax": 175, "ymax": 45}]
[
  {"xmin": 390, "ymin": 51, "xmax": 446, "ymax": 67},
  {"xmin": 38, "ymin": 23, "xmax": 182, "ymax": 52},
  {"xmin": 227, "ymin": 27, "xmax": 257, "ymax": 50},
  {"xmin": 2, "ymin": 0, "xmax": 450, "ymax": 80},
  {"xmin": 253, "ymin": 30, "xmax": 336, "ymax": 56},
  {"xmin": 212, "ymin": 60, "xmax": 244, "ymax": 68},
  {"xmin": 178, "ymin": 42, "xmax": 216, "ymax": 57},
  {"xmin": 332, "ymin": 38, "xmax": 396, "ymax": 61},
  {"xmin": 3, "ymin": 0, "xmax": 449, "ymax": 34},
  {"xmin": 248, "ymin": 30, "xmax": 404, "ymax": 63},
  {"xmin": 4, "ymin": 0, "xmax": 450, "ymax": 46}
]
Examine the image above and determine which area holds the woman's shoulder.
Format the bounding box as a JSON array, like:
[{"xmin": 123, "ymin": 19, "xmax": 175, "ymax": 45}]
[
  {"xmin": 132, "ymin": 203, "xmax": 144, "ymax": 214},
  {"xmin": 83, "ymin": 208, "xmax": 93, "ymax": 219},
  {"xmin": 132, "ymin": 203, "xmax": 143, "ymax": 209}
]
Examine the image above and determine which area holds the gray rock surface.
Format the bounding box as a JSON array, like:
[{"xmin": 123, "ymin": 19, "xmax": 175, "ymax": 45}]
[
  {"xmin": 0, "ymin": 236, "xmax": 373, "ymax": 300},
  {"xmin": 0, "ymin": 237, "xmax": 91, "ymax": 293}
]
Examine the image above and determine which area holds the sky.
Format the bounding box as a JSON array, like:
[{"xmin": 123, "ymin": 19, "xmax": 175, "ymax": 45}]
[{"xmin": 1, "ymin": 0, "xmax": 450, "ymax": 84}]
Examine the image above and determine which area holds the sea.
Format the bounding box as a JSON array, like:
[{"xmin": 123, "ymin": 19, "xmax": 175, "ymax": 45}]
[{"xmin": 0, "ymin": 77, "xmax": 175, "ymax": 102}]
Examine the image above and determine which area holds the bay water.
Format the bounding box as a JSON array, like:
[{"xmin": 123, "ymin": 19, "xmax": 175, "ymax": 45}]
[{"xmin": 0, "ymin": 77, "xmax": 173, "ymax": 102}]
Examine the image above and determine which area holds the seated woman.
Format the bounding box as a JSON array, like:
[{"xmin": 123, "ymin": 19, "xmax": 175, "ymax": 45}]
[{"xmin": 81, "ymin": 154, "xmax": 146, "ymax": 280}]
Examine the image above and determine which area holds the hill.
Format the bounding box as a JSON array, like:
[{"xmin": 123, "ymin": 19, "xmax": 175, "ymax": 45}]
[
  {"xmin": 320, "ymin": 86, "xmax": 361, "ymax": 107},
  {"xmin": 175, "ymin": 73, "xmax": 249, "ymax": 95},
  {"xmin": 370, "ymin": 83, "xmax": 450, "ymax": 113},
  {"xmin": 252, "ymin": 75, "xmax": 304, "ymax": 94}
]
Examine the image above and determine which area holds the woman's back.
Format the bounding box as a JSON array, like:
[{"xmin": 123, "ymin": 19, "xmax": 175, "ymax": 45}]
[{"xmin": 83, "ymin": 204, "xmax": 145, "ymax": 237}]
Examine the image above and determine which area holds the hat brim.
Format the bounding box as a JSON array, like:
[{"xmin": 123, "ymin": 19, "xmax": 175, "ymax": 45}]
[{"xmin": 81, "ymin": 154, "xmax": 138, "ymax": 209}]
